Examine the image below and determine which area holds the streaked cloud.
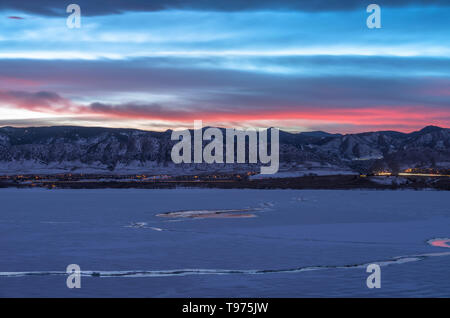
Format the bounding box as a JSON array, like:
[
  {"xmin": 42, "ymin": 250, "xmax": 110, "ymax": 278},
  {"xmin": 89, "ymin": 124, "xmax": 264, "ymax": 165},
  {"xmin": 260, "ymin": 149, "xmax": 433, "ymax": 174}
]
[
  {"xmin": 1, "ymin": 0, "xmax": 449, "ymax": 16},
  {"xmin": 0, "ymin": 3, "xmax": 448, "ymax": 132}
]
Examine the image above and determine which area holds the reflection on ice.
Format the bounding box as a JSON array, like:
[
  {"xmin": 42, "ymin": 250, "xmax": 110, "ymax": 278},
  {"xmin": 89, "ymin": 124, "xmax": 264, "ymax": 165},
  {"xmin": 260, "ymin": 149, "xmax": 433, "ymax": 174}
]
[{"xmin": 428, "ymin": 238, "xmax": 450, "ymax": 248}]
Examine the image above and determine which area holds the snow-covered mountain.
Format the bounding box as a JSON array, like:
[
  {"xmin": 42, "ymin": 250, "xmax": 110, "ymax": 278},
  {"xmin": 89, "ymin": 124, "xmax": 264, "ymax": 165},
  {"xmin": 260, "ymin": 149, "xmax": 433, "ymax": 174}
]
[{"xmin": 0, "ymin": 125, "xmax": 448, "ymax": 175}]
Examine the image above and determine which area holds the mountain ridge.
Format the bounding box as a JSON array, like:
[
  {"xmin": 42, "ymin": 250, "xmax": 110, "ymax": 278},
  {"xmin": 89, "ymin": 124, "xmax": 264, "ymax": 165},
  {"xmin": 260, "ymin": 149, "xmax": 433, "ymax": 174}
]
[{"xmin": 0, "ymin": 125, "xmax": 448, "ymax": 175}]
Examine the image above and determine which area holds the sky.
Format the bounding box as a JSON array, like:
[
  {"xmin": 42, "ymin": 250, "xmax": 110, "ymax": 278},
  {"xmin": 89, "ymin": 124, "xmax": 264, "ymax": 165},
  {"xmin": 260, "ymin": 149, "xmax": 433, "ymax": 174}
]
[{"xmin": 0, "ymin": 0, "xmax": 449, "ymax": 133}]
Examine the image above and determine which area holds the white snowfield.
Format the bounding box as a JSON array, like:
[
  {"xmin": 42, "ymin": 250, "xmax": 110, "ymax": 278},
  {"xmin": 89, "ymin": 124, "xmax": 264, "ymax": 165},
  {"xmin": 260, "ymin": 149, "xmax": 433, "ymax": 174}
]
[
  {"xmin": 369, "ymin": 176, "xmax": 410, "ymax": 185},
  {"xmin": 0, "ymin": 159, "xmax": 212, "ymax": 175},
  {"xmin": 250, "ymin": 170, "xmax": 358, "ymax": 179},
  {"xmin": 250, "ymin": 164, "xmax": 358, "ymax": 179}
]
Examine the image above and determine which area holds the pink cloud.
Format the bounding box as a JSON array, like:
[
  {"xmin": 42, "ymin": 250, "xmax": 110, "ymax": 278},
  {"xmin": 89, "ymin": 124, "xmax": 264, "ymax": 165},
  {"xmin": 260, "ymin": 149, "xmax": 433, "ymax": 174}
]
[
  {"xmin": 1, "ymin": 90, "xmax": 449, "ymax": 133},
  {"xmin": 0, "ymin": 76, "xmax": 41, "ymax": 88}
]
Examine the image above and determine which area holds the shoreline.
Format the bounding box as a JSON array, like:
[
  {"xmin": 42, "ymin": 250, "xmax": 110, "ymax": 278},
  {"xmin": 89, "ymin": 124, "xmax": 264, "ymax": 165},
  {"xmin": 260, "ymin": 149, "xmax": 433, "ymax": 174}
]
[{"xmin": 1, "ymin": 175, "xmax": 449, "ymax": 191}]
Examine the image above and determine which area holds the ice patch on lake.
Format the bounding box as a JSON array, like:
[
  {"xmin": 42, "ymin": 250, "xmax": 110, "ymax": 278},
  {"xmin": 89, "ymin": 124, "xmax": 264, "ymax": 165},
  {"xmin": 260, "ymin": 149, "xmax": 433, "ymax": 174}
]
[
  {"xmin": 154, "ymin": 202, "xmax": 275, "ymax": 220},
  {"xmin": 156, "ymin": 208, "xmax": 261, "ymax": 219},
  {"xmin": 291, "ymin": 196, "xmax": 318, "ymax": 203},
  {"xmin": 125, "ymin": 222, "xmax": 148, "ymax": 228},
  {"xmin": 259, "ymin": 202, "xmax": 275, "ymax": 208}
]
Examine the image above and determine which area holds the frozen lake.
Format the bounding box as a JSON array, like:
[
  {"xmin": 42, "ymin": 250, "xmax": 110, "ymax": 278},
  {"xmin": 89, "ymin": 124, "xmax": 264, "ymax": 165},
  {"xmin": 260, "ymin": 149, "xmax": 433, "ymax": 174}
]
[{"xmin": 0, "ymin": 188, "xmax": 449, "ymax": 297}]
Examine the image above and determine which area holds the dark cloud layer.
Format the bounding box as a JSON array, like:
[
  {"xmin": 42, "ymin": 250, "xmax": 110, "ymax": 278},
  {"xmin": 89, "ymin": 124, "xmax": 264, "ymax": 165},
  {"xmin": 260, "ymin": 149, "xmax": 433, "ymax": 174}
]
[
  {"xmin": 0, "ymin": 0, "xmax": 448, "ymax": 16},
  {"xmin": 1, "ymin": 57, "xmax": 449, "ymax": 111}
]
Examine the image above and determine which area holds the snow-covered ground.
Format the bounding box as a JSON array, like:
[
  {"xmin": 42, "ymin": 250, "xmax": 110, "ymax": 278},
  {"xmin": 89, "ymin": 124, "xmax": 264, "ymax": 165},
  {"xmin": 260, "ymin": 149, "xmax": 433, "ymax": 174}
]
[
  {"xmin": 368, "ymin": 176, "xmax": 410, "ymax": 185},
  {"xmin": 250, "ymin": 169, "xmax": 357, "ymax": 179},
  {"xmin": 0, "ymin": 188, "xmax": 449, "ymax": 297},
  {"xmin": 0, "ymin": 159, "xmax": 359, "ymax": 179}
]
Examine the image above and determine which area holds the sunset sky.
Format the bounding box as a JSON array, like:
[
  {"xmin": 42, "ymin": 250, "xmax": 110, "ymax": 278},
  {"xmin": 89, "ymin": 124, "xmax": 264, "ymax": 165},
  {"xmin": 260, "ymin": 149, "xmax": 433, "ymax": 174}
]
[{"xmin": 0, "ymin": 0, "xmax": 449, "ymax": 133}]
